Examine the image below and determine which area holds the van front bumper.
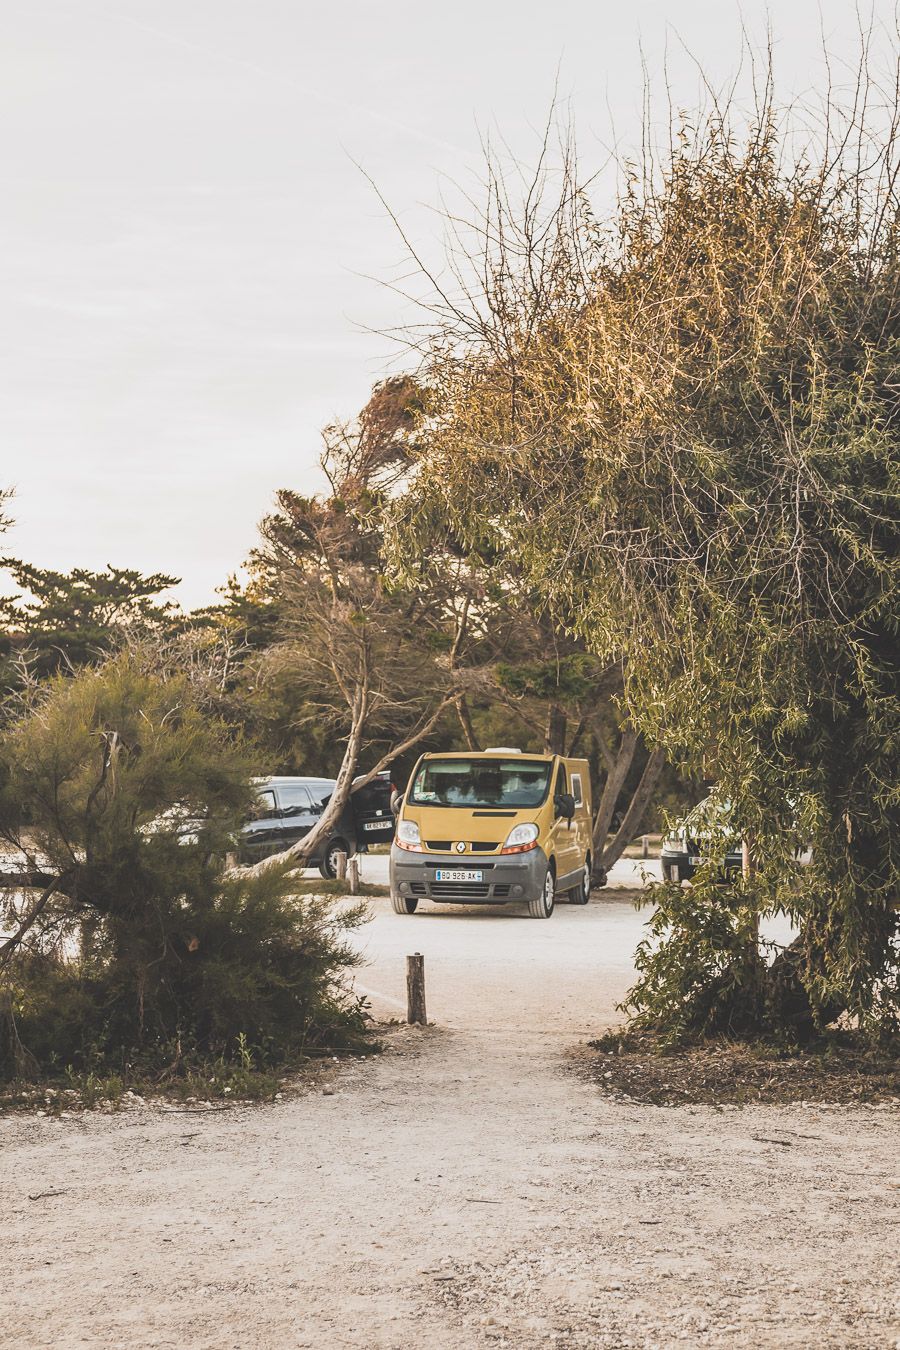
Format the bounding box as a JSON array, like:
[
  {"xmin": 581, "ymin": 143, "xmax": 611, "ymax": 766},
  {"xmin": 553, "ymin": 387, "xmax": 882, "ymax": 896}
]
[{"xmin": 390, "ymin": 846, "xmax": 548, "ymax": 904}]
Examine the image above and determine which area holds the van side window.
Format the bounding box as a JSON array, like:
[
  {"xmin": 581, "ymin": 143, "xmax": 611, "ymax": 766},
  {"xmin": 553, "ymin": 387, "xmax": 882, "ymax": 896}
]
[
  {"xmin": 571, "ymin": 773, "xmax": 583, "ymax": 807},
  {"xmin": 555, "ymin": 764, "xmax": 568, "ymax": 797}
]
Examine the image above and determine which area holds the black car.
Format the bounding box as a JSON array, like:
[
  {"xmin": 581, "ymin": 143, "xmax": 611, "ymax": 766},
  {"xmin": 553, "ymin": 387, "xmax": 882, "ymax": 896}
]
[
  {"xmin": 239, "ymin": 772, "xmax": 395, "ymax": 878},
  {"xmin": 349, "ymin": 771, "xmax": 396, "ymax": 846}
]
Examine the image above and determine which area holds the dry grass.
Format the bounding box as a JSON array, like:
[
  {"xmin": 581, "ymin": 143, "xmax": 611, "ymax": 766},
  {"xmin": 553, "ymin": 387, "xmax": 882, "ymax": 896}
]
[{"xmin": 575, "ymin": 1029, "xmax": 900, "ymax": 1107}]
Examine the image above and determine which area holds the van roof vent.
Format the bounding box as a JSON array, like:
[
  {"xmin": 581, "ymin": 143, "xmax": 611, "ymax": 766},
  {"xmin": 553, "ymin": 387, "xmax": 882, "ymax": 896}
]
[{"xmin": 483, "ymin": 746, "xmax": 522, "ymax": 754}]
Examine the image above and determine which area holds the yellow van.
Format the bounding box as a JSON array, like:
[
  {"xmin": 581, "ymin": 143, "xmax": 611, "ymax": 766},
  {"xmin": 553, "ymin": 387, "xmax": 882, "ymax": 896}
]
[{"xmin": 389, "ymin": 749, "xmax": 593, "ymax": 918}]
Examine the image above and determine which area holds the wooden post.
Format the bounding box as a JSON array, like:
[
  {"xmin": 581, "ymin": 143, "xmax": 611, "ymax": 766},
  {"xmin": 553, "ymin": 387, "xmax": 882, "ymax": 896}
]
[
  {"xmin": 641, "ymin": 834, "xmax": 650, "ymax": 859},
  {"xmin": 348, "ymin": 856, "xmax": 360, "ymax": 895},
  {"xmin": 335, "ymin": 851, "xmax": 347, "ymax": 882},
  {"xmin": 406, "ymin": 952, "xmax": 427, "ymax": 1025},
  {"xmin": 225, "ymin": 851, "xmax": 238, "ymax": 871}
]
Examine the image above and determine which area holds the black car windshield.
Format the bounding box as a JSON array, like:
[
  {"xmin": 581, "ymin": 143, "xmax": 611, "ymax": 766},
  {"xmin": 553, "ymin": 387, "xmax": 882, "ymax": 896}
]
[{"xmin": 409, "ymin": 758, "xmax": 551, "ymax": 809}]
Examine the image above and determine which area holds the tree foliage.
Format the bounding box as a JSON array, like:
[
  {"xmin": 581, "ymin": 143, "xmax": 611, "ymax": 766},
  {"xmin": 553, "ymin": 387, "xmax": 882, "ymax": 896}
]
[
  {"xmin": 0, "ymin": 560, "xmax": 180, "ymax": 684},
  {"xmin": 391, "ymin": 77, "xmax": 900, "ymax": 1036},
  {"xmin": 0, "ymin": 654, "xmax": 366, "ymax": 1080}
]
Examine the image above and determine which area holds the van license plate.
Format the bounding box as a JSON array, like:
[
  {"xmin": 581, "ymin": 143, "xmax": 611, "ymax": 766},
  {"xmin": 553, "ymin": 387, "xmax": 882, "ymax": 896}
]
[
  {"xmin": 435, "ymin": 869, "xmax": 483, "ymax": 883},
  {"xmin": 363, "ymin": 821, "xmax": 388, "ymax": 831}
]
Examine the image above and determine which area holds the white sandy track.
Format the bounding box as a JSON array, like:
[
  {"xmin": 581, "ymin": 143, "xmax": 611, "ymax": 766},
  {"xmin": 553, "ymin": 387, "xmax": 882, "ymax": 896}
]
[{"xmin": 3, "ymin": 889, "xmax": 898, "ymax": 1349}]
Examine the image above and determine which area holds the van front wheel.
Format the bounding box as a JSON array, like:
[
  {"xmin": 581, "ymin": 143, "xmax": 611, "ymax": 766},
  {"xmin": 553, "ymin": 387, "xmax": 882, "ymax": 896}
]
[
  {"xmin": 528, "ymin": 864, "xmax": 555, "ymax": 919},
  {"xmin": 568, "ymin": 859, "xmax": 591, "ymax": 905},
  {"xmin": 391, "ymin": 891, "xmax": 418, "ymax": 915}
]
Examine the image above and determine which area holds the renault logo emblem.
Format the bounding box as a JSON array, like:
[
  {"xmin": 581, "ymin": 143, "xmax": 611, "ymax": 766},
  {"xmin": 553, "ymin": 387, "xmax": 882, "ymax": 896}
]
[{"xmin": 455, "ymin": 841, "xmax": 466, "ymax": 853}]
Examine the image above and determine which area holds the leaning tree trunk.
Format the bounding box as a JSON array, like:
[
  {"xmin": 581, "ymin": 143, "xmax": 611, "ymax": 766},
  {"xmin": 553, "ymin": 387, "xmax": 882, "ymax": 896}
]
[
  {"xmin": 249, "ymin": 688, "xmax": 369, "ymax": 875},
  {"xmin": 247, "ymin": 690, "xmax": 461, "ymax": 876},
  {"xmin": 591, "ymin": 729, "xmax": 638, "ymax": 884},
  {"xmin": 601, "ymin": 747, "xmax": 666, "ymax": 874}
]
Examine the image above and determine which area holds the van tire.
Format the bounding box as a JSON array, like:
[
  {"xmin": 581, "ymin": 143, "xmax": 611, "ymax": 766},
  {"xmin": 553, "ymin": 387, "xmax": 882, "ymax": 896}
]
[
  {"xmin": 391, "ymin": 891, "xmax": 418, "ymax": 915},
  {"xmin": 528, "ymin": 863, "xmax": 555, "ymax": 919},
  {"xmin": 320, "ymin": 837, "xmax": 351, "ymax": 880},
  {"xmin": 568, "ymin": 859, "xmax": 591, "ymax": 905}
]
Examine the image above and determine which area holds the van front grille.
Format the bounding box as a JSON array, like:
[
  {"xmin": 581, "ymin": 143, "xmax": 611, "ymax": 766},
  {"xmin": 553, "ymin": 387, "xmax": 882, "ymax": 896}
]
[
  {"xmin": 430, "ymin": 882, "xmax": 491, "ymax": 899},
  {"xmin": 425, "ymin": 841, "xmax": 499, "ymax": 853}
]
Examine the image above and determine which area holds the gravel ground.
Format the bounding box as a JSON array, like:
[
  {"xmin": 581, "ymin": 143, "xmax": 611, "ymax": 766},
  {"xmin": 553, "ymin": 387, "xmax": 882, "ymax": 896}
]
[{"xmin": 3, "ymin": 889, "xmax": 897, "ymax": 1349}]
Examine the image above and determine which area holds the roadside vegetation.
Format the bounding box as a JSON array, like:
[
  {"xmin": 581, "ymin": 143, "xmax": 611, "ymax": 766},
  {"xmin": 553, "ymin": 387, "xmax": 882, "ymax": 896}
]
[
  {"xmin": 2, "ymin": 41, "xmax": 898, "ymax": 1101},
  {"xmin": 387, "ymin": 54, "xmax": 900, "ymax": 1054},
  {"xmin": 0, "ymin": 656, "xmax": 369, "ymax": 1098}
]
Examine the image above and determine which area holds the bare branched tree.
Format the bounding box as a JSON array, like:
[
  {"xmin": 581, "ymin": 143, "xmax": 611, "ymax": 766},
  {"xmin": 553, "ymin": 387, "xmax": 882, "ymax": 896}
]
[{"xmin": 247, "ymin": 379, "xmax": 464, "ymax": 870}]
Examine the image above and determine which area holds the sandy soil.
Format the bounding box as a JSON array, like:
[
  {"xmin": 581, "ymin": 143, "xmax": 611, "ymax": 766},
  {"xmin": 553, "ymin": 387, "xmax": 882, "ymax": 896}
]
[{"xmin": 3, "ymin": 889, "xmax": 898, "ymax": 1349}]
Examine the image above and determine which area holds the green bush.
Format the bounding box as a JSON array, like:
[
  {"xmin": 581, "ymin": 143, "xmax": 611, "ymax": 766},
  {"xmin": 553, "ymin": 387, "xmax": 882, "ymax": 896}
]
[
  {"xmin": 0, "ymin": 654, "xmax": 369, "ymax": 1083},
  {"xmin": 624, "ymin": 875, "xmax": 770, "ymax": 1045},
  {"xmin": 5, "ymin": 865, "xmax": 367, "ymax": 1079},
  {"xmin": 624, "ymin": 858, "xmax": 853, "ymax": 1047}
]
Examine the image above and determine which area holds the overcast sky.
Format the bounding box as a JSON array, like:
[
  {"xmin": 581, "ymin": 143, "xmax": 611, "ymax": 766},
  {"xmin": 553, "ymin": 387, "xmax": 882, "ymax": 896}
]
[{"xmin": 2, "ymin": 0, "xmax": 895, "ymax": 607}]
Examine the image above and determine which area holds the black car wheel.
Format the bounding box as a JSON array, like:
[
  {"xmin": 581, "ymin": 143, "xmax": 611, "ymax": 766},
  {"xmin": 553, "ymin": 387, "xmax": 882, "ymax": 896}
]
[{"xmin": 320, "ymin": 837, "xmax": 351, "ymax": 880}]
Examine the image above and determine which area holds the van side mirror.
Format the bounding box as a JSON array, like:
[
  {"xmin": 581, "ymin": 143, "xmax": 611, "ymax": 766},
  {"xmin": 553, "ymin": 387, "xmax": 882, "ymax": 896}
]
[
  {"xmin": 555, "ymin": 792, "xmax": 576, "ymax": 820},
  {"xmin": 390, "ymin": 792, "xmax": 404, "ymax": 816}
]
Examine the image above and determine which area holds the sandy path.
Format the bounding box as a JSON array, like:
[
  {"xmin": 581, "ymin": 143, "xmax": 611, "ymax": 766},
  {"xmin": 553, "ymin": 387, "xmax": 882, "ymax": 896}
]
[{"xmin": 3, "ymin": 893, "xmax": 897, "ymax": 1349}]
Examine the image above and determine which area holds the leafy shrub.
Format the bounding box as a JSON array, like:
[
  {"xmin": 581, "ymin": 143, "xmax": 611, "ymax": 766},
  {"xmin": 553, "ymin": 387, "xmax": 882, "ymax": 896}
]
[
  {"xmin": 0, "ymin": 654, "xmax": 369, "ymax": 1082},
  {"xmin": 5, "ymin": 864, "xmax": 367, "ymax": 1079},
  {"xmin": 624, "ymin": 875, "xmax": 769, "ymax": 1045}
]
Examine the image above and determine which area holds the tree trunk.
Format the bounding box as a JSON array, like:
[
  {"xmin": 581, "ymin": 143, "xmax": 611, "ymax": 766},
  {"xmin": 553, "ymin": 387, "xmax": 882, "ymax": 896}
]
[
  {"xmin": 249, "ymin": 688, "xmax": 369, "ymax": 874},
  {"xmin": 455, "ymin": 694, "xmax": 480, "ymax": 750},
  {"xmin": 545, "ymin": 703, "xmax": 567, "ymax": 755},
  {"xmin": 248, "ymin": 692, "xmax": 459, "ymax": 874},
  {"xmin": 591, "ymin": 728, "xmax": 638, "ymax": 882},
  {"xmin": 565, "ymin": 715, "xmax": 587, "ymax": 757},
  {"xmin": 601, "ymin": 747, "xmax": 666, "ymax": 872}
]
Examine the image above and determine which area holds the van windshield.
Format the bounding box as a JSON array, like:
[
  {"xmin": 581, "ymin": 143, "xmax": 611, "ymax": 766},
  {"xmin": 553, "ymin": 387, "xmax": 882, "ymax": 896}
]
[{"xmin": 409, "ymin": 758, "xmax": 552, "ymax": 809}]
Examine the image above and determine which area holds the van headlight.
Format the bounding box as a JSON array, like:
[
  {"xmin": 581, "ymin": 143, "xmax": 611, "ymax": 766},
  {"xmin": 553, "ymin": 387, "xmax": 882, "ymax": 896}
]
[
  {"xmin": 396, "ymin": 819, "xmax": 423, "ymax": 851},
  {"xmin": 500, "ymin": 822, "xmax": 539, "ymax": 855}
]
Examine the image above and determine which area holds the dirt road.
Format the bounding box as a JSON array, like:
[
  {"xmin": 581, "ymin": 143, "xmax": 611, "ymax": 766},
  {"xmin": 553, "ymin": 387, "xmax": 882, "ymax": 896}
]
[{"xmin": 4, "ymin": 892, "xmax": 898, "ymax": 1349}]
